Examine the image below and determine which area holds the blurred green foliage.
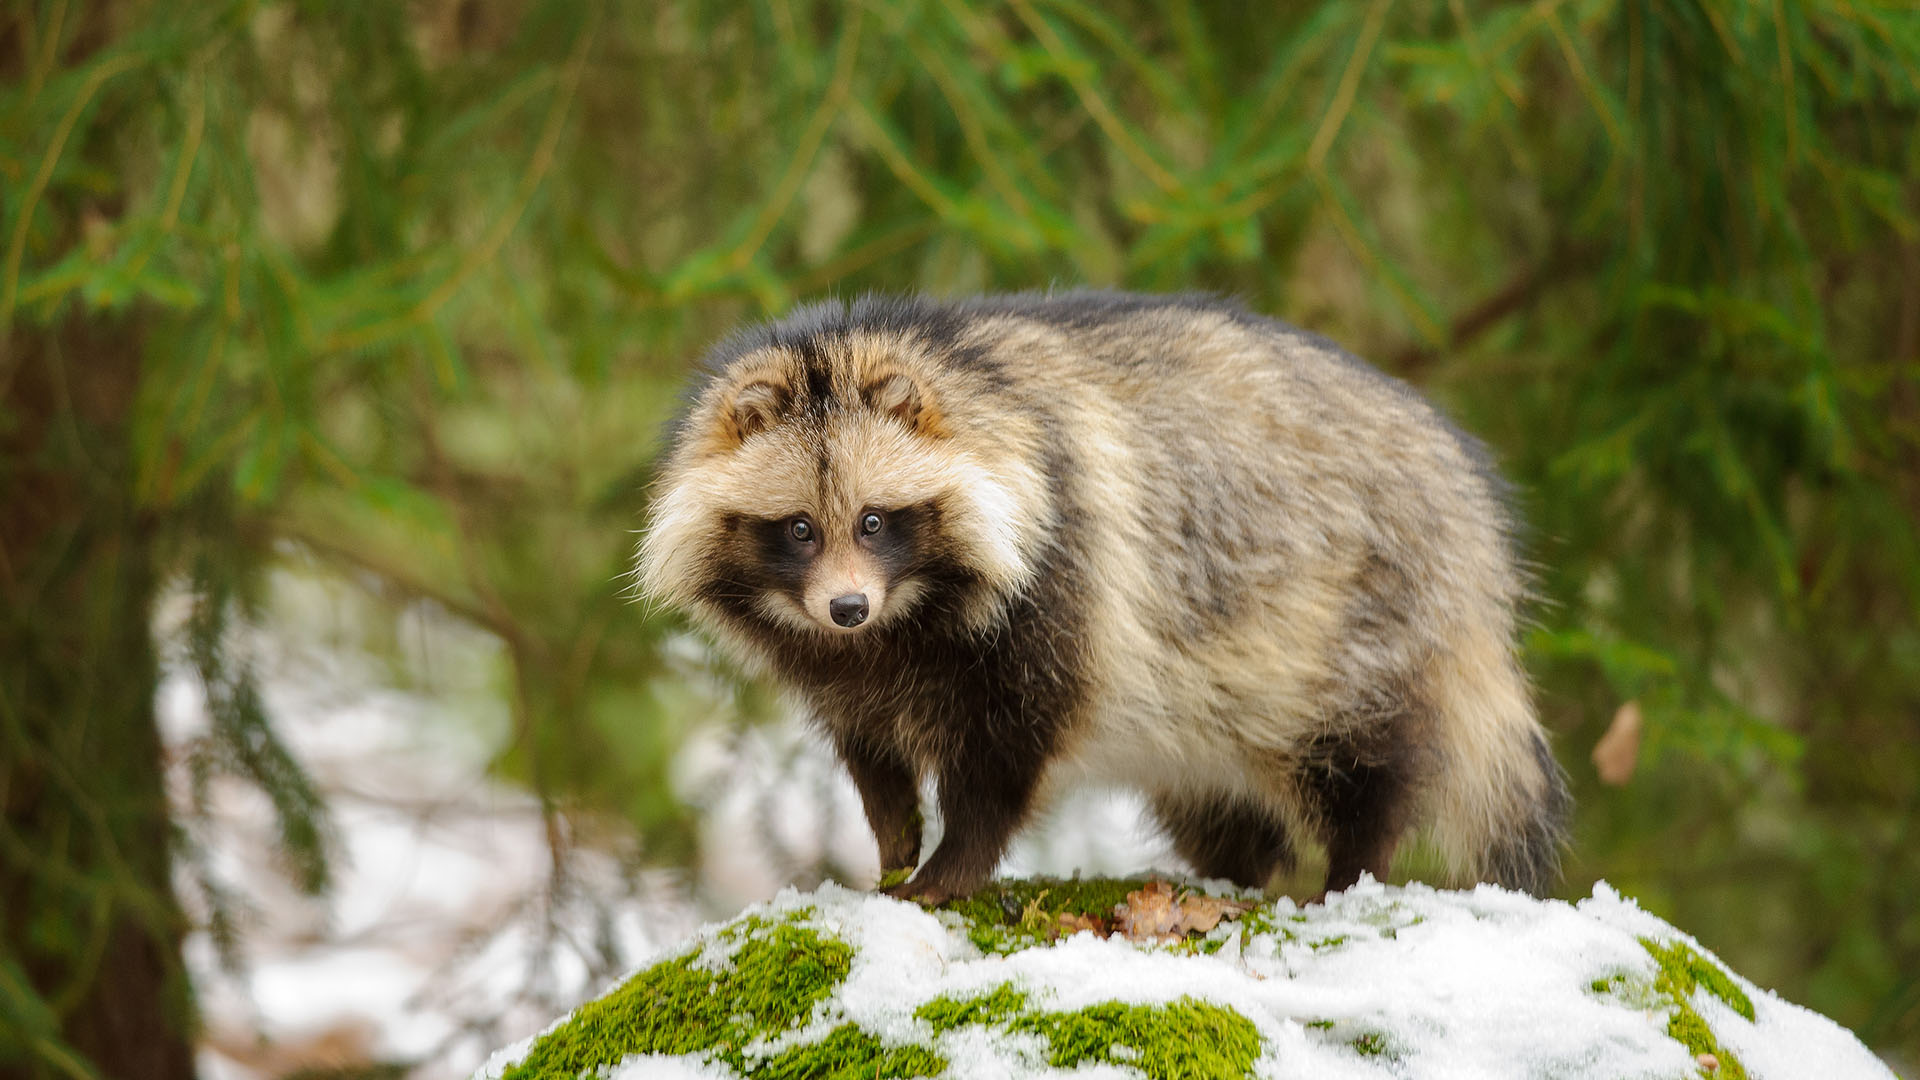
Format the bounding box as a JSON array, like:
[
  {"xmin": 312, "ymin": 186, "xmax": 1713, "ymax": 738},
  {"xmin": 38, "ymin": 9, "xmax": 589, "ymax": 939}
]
[{"xmin": 2, "ymin": 0, "xmax": 1917, "ymax": 1074}]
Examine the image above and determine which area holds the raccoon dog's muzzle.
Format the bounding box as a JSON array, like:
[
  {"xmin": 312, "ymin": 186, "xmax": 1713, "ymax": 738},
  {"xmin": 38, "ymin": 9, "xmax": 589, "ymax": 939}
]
[
  {"xmin": 828, "ymin": 594, "xmax": 869, "ymax": 627},
  {"xmin": 807, "ymin": 564, "xmax": 888, "ymax": 633}
]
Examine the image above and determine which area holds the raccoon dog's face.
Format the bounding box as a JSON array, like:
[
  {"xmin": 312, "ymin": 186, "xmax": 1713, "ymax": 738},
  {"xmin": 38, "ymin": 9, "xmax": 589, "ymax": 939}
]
[{"xmin": 638, "ymin": 334, "xmax": 1042, "ymax": 644}]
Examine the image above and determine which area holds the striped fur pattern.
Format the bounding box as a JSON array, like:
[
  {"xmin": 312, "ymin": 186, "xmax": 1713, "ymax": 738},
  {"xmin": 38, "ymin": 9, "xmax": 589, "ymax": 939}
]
[{"xmin": 637, "ymin": 291, "xmax": 1571, "ymax": 903}]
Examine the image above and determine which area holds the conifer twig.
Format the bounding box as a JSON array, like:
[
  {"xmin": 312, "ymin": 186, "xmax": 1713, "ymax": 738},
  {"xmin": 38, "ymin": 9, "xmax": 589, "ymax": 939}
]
[
  {"xmin": 321, "ymin": 3, "xmax": 602, "ymax": 354},
  {"xmin": 727, "ymin": 11, "xmax": 865, "ymax": 271},
  {"xmin": 1006, "ymin": 0, "xmax": 1181, "ymax": 194},
  {"xmin": 1306, "ymin": 0, "xmax": 1390, "ymax": 172},
  {"xmin": 24, "ymin": 0, "xmax": 67, "ymax": 106},
  {"xmin": 1390, "ymin": 246, "xmax": 1596, "ymax": 377}
]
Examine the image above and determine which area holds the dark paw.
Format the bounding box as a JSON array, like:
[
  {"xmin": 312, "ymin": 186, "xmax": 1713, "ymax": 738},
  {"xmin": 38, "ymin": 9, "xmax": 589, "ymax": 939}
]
[{"xmin": 883, "ymin": 876, "xmax": 958, "ymax": 906}]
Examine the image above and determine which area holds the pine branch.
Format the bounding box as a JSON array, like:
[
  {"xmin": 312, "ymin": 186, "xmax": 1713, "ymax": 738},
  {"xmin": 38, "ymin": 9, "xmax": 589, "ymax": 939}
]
[{"xmin": 1390, "ymin": 245, "xmax": 1600, "ymax": 379}]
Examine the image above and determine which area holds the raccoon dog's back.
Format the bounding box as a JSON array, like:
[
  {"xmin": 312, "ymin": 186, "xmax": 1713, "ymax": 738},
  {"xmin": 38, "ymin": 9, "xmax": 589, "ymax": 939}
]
[{"xmin": 638, "ymin": 291, "xmax": 1570, "ymax": 903}]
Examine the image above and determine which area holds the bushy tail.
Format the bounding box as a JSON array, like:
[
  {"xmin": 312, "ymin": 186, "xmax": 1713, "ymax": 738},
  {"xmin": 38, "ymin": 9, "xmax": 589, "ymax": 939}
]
[
  {"xmin": 1478, "ymin": 730, "xmax": 1572, "ymax": 894},
  {"xmin": 1423, "ymin": 637, "xmax": 1572, "ymax": 895}
]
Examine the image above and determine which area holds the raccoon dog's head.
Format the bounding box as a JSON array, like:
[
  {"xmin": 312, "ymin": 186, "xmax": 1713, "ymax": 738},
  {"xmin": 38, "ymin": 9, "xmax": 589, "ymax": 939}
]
[{"xmin": 637, "ymin": 319, "xmax": 1047, "ymax": 645}]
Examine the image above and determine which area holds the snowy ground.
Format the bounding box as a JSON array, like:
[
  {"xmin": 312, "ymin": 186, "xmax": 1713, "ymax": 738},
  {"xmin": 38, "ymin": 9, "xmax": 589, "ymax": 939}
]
[{"xmin": 477, "ymin": 878, "xmax": 1897, "ymax": 1080}]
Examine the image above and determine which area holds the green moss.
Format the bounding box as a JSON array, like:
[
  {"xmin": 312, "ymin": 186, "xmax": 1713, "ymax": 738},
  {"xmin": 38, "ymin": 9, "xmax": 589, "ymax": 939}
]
[
  {"xmin": 1629, "ymin": 937, "xmax": 1756, "ymax": 1080},
  {"xmin": 1309, "ymin": 934, "xmax": 1350, "ymax": 951},
  {"xmin": 1220, "ymin": 902, "xmax": 1301, "ymax": 955},
  {"xmin": 500, "ymin": 913, "xmax": 863, "ymax": 1080},
  {"xmin": 1350, "ymin": 1032, "xmax": 1389, "ymax": 1056},
  {"xmin": 1665, "ymin": 1007, "xmax": 1746, "ymax": 1080},
  {"xmin": 1297, "ymin": 1017, "xmax": 1395, "ymax": 1062},
  {"xmin": 940, "ymin": 876, "xmax": 1275, "ymax": 956},
  {"xmin": 754, "ymin": 1024, "xmax": 945, "ymax": 1079},
  {"xmin": 1641, "ymin": 938, "xmax": 1756, "ymax": 1021},
  {"xmin": 1008, "ymin": 997, "xmax": 1262, "ymax": 1080},
  {"xmin": 1234, "ymin": 906, "xmax": 1280, "ymax": 940},
  {"xmin": 939, "ymin": 876, "xmax": 1142, "ymax": 953},
  {"xmin": 1588, "ymin": 969, "xmax": 1668, "ymax": 1012},
  {"xmin": 915, "ymin": 981, "xmax": 1261, "ymax": 1079},
  {"xmin": 499, "ymin": 909, "xmax": 949, "ymax": 1078},
  {"xmin": 1178, "ymin": 931, "xmax": 1232, "ymax": 956},
  {"xmin": 915, "ymin": 985, "xmax": 1031, "ymax": 1031}
]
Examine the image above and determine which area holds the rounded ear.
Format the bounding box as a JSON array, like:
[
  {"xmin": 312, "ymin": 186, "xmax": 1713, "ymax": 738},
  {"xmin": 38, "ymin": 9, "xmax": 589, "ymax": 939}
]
[
  {"xmin": 862, "ymin": 371, "xmax": 942, "ymax": 435},
  {"xmin": 723, "ymin": 379, "xmax": 790, "ymax": 444}
]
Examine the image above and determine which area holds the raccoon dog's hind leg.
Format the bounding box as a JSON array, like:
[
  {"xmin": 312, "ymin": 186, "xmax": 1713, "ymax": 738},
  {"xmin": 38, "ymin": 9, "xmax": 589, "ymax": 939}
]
[
  {"xmin": 1150, "ymin": 792, "xmax": 1295, "ymax": 890},
  {"xmin": 1298, "ymin": 705, "xmax": 1433, "ymax": 897}
]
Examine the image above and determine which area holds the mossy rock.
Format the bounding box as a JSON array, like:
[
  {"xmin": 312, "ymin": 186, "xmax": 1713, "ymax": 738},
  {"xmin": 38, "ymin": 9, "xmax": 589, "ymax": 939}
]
[{"xmin": 475, "ymin": 878, "xmax": 1893, "ymax": 1080}]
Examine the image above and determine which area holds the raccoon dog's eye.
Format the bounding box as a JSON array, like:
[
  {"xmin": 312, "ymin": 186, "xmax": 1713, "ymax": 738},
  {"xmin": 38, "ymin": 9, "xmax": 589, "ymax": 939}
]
[
  {"xmin": 860, "ymin": 511, "xmax": 883, "ymax": 536},
  {"xmin": 790, "ymin": 518, "xmax": 814, "ymax": 543}
]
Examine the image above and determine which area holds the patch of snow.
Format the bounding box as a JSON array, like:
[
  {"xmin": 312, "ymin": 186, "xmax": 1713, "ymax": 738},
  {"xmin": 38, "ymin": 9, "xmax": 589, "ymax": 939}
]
[
  {"xmin": 606, "ymin": 1056, "xmax": 745, "ymax": 1080},
  {"xmin": 1696, "ymin": 973, "xmax": 1893, "ymax": 1079}
]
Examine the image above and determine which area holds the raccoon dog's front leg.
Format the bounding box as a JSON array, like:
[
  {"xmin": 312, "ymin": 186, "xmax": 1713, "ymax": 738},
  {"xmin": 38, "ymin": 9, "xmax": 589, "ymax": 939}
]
[
  {"xmin": 885, "ymin": 734, "xmax": 1046, "ymax": 905},
  {"xmin": 833, "ymin": 732, "xmax": 922, "ymax": 875}
]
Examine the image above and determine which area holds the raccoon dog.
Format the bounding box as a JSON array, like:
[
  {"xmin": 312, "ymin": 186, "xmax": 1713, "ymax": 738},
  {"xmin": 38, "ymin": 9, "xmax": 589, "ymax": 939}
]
[{"xmin": 637, "ymin": 291, "xmax": 1570, "ymax": 904}]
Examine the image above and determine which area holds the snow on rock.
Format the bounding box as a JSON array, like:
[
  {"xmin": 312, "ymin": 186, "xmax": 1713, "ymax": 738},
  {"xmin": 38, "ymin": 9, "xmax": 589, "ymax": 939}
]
[{"xmin": 472, "ymin": 876, "xmax": 1894, "ymax": 1080}]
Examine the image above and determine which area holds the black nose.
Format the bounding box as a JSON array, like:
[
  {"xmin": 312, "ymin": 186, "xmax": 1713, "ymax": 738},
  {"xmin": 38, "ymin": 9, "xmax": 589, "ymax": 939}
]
[{"xmin": 829, "ymin": 593, "xmax": 869, "ymax": 628}]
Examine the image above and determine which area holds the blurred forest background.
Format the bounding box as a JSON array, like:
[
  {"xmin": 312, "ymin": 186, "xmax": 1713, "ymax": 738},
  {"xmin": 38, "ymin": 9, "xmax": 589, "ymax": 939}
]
[{"xmin": 3, "ymin": 0, "xmax": 1917, "ymax": 1076}]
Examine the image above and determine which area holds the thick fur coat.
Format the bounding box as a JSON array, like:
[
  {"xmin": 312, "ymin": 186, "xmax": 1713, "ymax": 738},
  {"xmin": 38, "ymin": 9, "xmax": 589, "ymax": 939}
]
[{"xmin": 638, "ymin": 292, "xmax": 1570, "ymax": 903}]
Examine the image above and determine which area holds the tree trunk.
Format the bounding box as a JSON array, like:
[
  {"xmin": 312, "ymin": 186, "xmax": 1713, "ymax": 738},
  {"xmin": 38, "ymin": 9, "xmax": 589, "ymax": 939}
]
[{"xmin": 1, "ymin": 319, "xmax": 196, "ymax": 1080}]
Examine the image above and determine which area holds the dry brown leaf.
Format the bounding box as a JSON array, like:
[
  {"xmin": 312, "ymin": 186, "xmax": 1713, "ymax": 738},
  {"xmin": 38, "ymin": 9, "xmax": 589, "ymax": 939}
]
[
  {"xmin": 1173, "ymin": 893, "xmax": 1256, "ymax": 935},
  {"xmin": 1115, "ymin": 880, "xmax": 1257, "ymax": 941},
  {"xmin": 1054, "ymin": 911, "xmax": 1109, "ymax": 937},
  {"xmin": 1593, "ymin": 700, "xmax": 1643, "ymax": 786},
  {"xmin": 1119, "ymin": 880, "xmax": 1183, "ymax": 939}
]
